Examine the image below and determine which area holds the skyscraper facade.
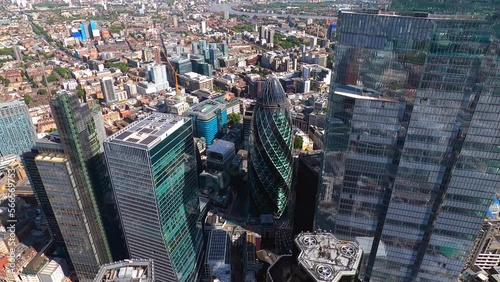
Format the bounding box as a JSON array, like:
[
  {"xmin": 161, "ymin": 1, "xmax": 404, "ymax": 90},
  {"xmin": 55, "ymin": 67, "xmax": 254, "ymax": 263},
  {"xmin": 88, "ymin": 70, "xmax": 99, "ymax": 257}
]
[
  {"xmin": 185, "ymin": 99, "xmax": 227, "ymax": 146},
  {"xmin": 33, "ymin": 91, "xmax": 113, "ymax": 281},
  {"xmin": 104, "ymin": 113, "xmax": 203, "ymax": 282},
  {"xmin": 316, "ymin": 10, "xmax": 500, "ymax": 282},
  {"xmin": 248, "ymin": 77, "xmax": 293, "ymax": 218},
  {"xmin": 147, "ymin": 64, "xmax": 169, "ymax": 91},
  {"xmin": 0, "ymin": 100, "xmax": 36, "ymax": 157},
  {"xmin": 22, "ymin": 139, "xmax": 68, "ymax": 256}
]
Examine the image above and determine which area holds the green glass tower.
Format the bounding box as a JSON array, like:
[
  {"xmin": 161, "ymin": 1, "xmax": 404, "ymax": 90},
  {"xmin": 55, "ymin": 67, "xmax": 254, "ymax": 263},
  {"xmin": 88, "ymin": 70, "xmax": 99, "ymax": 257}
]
[
  {"xmin": 248, "ymin": 77, "xmax": 293, "ymax": 218},
  {"xmin": 35, "ymin": 91, "xmax": 113, "ymax": 281},
  {"xmin": 104, "ymin": 113, "xmax": 203, "ymax": 282}
]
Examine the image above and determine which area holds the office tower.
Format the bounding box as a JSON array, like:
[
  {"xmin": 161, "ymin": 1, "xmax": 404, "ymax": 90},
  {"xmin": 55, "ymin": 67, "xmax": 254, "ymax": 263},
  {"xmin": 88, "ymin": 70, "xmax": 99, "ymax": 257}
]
[
  {"xmin": 124, "ymin": 82, "xmax": 137, "ymax": 97},
  {"xmin": 221, "ymin": 42, "xmax": 228, "ymax": 57},
  {"xmin": 248, "ymin": 77, "xmax": 293, "ymax": 218},
  {"xmin": 170, "ymin": 56, "xmax": 193, "ymax": 75},
  {"xmin": 153, "ymin": 47, "xmax": 161, "ymax": 64},
  {"xmin": 192, "ymin": 42, "xmax": 199, "ymax": 55},
  {"xmin": 326, "ymin": 23, "xmax": 336, "ymax": 40},
  {"xmin": 316, "ymin": 10, "xmax": 500, "ymax": 282},
  {"xmin": 201, "ymin": 21, "xmax": 207, "ymax": 34},
  {"xmin": 224, "ymin": 11, "xmax": 229, "ymax": 20},
  {"xmin": 0, "ymin": 100, "xmax": 36, "ymax": 157},
  {"xmin": 268, "ymin": 29, "xmax": 275, "ymax": 46},
  {"xmin": 173, "ymin": 15, "xmax": 178, "ymax": 28},
  {"xmin": 142, "ymin": 48, "xmax": 153, "ymax": 63},
  {"xmin": 258, "ymin": 26, "xmax": 266, "ymax": 43},
  {"xmin": 209, "ymin": 48, "xmax": 223, "ymax": 69},
  {"xmin": 41, "ymin": 91, "xmax": 113, "ymax": 281},
  {"xmin": 100, "ymin": 77, "xmax": 117, "ymax": 103},
  {"xmin": 89, "ymin": 21, "xmax": 99, "ymax": 38},
  {"xmin": 79, "ymin": 22, "xmax": 88, "ymax": 40},
  {"xmin": 104, "ymin": 113, "xmax": 203, "ymax": 282},
  {"xmin": 199, "ymin": 40, "xmax": 207, "ymax": 52},
  {"xmin": 22, "ymin": 140, "xmax": 68, "ymax": 256},
  {"xmin": 185, "ymin": 99, "xmax": 227, "ymax": 145},
  {"xmin": 148, "ymin": 64, "xmax": 169, "ymax": 91}
]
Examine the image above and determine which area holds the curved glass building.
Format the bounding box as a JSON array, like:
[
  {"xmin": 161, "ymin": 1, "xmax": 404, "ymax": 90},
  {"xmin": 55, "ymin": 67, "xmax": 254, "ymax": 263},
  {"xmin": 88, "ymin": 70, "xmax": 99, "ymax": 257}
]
[{"xmin": 248, "ymin": 77, "xmax": 293, "ymax": 218}]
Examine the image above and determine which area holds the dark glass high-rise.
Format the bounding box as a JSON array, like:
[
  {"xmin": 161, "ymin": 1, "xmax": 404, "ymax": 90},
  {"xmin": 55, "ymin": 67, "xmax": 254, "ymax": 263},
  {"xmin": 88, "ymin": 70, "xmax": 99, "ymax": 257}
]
[
  {"xmin": 316, "ymin": 10, "xmax": 500, "ymax": 282},
  {"xmin": 248, "ymin": 77, "xmax": 294, "ymax": 218}
]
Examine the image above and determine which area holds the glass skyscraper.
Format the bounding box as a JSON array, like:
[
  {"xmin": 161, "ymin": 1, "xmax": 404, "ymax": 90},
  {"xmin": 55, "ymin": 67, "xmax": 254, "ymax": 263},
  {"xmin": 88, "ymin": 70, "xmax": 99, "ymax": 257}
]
[
  {"xmin": 316, "ymin": 10, "xmax": 500, "ymax": 282},
  {"xmin": 248, "ymin": 77, "xmax": 293, "ymax": 218},
  {"xmin": 32, "ymin": 91, "xmax": 113, "ymax": 281},
  {"xmin": 22, "ymin": 139, "xmax": 68, "ymax": 257},
  {"xmin": 104, "ymin": 113, "xmax": 203, "ymax": 282},
  {"xmin": 0, "ymin": 100, "xmax": 36, "ymax": 157}
]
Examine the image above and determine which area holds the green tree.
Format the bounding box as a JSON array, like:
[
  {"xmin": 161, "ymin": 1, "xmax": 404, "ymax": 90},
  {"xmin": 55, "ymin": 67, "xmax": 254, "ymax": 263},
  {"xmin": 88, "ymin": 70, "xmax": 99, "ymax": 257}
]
[
  {"xmin": 76, "ymin": 85, "xmax": 85, "ymax": 98},
  {"xmin": 37, "ymin": 89, "xmax": 47, "ymax": 95},
  {"xmin": 47, "ymin": 73, "xmax": 58, "ymax": 83},
  {"xmin": 227, "ymin": 113, "xmax": 241, "ymax": 124},
  {"xmin": 294, "ymin": 136, "xmax": 303, "ymax": 150},
  {"xmin": 24, "ymin": 94, "xmax": 32, "ymax": 105},
  {"xmin": 3, "ymin": 79, "xmax": 10, "ymax": 87}
]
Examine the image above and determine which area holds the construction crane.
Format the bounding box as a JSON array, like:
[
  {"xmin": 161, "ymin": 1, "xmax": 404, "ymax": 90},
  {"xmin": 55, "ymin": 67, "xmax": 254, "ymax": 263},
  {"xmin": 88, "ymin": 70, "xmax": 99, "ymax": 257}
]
[
  {"xmin": 161, "ymin": 48, "xmax": 180, "ymax": 96},
  {"xmin": 158, "ymin": 28, "xmax": 181, "ymax": 96}
]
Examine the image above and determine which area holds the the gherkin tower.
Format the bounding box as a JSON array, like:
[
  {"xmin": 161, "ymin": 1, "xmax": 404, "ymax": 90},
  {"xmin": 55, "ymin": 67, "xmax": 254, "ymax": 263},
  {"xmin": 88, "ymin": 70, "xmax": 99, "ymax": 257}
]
[{"xmin": 248, "ymin": 77, "xmax": 293, "ymax": 218}]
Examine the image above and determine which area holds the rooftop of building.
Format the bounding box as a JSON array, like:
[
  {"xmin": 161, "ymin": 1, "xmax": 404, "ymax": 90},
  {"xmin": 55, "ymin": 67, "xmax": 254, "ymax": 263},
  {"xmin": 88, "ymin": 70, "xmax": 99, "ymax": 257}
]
[
  {"xmin": 295, "ymin": 231, "xmax": 362, "ymax": 282},
  {"xmin": 184, "ymin": 99, "xmax": 226, "ymax": 121},
  {"xmin": 181, "ymin": 71, "xmax": 212, "ymax": 81},
  {"xmin": 207, "ymin": 230, "xmax": 230, "ymax": 264},
  {"xmin": 256, "ymin": 77, "xmax": 289, "ymax": 108},
  {"xmin": 93, "ymin": 259, "xmax": 153, "ymax": 282},
  {"xmin": 38, "ymin": 259, "xmax": 63, "ymax": 276},
  {"xmin": 105, "ymin": 113, "xmax": 189, "ymax": 149},
  {"xmin": 207, "ymin": 139, "xmax": 235, "ymax": 156},
  {"xmin": 0, "ymin": 99, "xmax": 25, "ymax": 109}
]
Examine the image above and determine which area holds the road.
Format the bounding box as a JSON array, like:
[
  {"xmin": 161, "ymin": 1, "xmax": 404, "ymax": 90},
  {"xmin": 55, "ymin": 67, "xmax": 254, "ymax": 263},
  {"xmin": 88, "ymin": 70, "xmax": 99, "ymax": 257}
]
[{"xmin": 209, "ymin": 2, "xmax": 336, "ymax": 20}]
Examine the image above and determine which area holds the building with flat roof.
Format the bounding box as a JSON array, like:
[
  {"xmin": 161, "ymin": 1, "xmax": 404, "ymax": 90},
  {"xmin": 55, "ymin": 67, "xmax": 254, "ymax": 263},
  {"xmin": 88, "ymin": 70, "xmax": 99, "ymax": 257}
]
[
  {"xmin": 185, "ymin": 99, "xmax": 227, "ymax": 145},
  {"xmin": 179, "ymin": 72, "xmax": 214, "ymax": 92},
  {"xmin": 104, "ymin": 113, "xmax": 203, "ymax": 282},
  {"xmin": 295, "ymin": 232, "xmax": 362, "ymax": 282},
  {"xmin": 93, "ymin": 259, "xmax": 154, "ymax": 282},
  {"xmin": 100, "ymin": 77, "xmax": 117, "ymax": 103},
  {"xmin": 206, "ymin": 140, "xmax": 235, "ymax": 171},
  {"xmin": 205, "ymin": 230, "xmax": 231, "ymax": 281},
  {"xmin": 267, "ymin": 231, "xmax": 362, "ymax": 282}
]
